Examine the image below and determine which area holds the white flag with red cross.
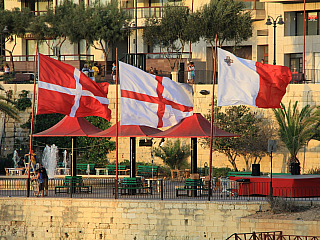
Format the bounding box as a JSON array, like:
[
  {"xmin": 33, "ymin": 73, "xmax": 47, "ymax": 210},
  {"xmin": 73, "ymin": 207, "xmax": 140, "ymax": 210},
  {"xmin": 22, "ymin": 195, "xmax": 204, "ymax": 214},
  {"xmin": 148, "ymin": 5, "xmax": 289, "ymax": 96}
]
[{"xmin": 120, "ymin": 62, "xmax": 193, "ymax": 128}]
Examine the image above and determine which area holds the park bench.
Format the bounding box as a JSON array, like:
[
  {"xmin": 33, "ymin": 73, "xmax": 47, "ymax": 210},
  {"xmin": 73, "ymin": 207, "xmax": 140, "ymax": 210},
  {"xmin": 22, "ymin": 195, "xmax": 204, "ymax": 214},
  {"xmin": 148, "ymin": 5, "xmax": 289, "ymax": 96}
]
[
  {"xmin": 113, "ymin": 177, "xmax": 152, "ymax": 195},
  {"xmin": 55, "ymin": 176, "xmax": 92, "ymax": 194},
  {"xmin": 106, "ymin": 165, "xmax": 129, "ymax": 175},
  {"xmin": 76, "ymin": 163, "xmax": 95, "ymax": 175},
  {"xmin": 176, "ymin": 178, "xmax": 206, "ymax": 197},
  {"xmin": 137, "ymin": 165, "xmax": 158, "ymax": 178},
  {"xmin": 227, "ymin": 171, "xmax": 252, "ymax": 177}
]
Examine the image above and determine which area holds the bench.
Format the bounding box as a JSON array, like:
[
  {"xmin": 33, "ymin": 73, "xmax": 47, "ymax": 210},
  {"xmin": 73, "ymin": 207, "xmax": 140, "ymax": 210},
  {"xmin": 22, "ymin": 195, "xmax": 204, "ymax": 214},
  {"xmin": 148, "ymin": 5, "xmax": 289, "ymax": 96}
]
[
  {"xmin": 227, "ymin": 171, "xmax": 252, "ymax": 177},
  {"xmin": 113, "ymin": 177, "xmax": 152, "ymax": 195},
  {"xmin": 106, "ymin": 165, "xmax": 129, "ymax": 175},
  {"xmin": 176, "ymin": 178, "xmax": 207, "ymax": 197},
  {"xmin": 55, "ymin": 176, "xmax": 92, "ymax": 194},
  {"xmin": 76, "ymin": 163, "xmax": 95, "ymax": 174},
  {"xmin": 137, "ymin": 165, "xmax": 158, "ymax": 178}
]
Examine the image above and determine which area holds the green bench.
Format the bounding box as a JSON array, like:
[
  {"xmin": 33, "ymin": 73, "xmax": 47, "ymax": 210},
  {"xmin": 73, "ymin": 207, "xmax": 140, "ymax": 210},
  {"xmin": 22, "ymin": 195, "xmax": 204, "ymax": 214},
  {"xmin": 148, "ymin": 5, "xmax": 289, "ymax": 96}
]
[
  {"xmin": 106, "ymin": 165, "xmax": 129, "ymax": 175},
  {"xmin": 76, "ymin": 163, "xmax": 95, "ymax": 174},
  {"xmin": 176, "ymin": 178, "xmax": 207, "ymax": 197},
  {"xmin": 227, "ymin": 171, "xmax": 252, "ymax": 177},
  {"xmin": 113, "ymin": 177, "xmax": 152, "ymax": 195},
  {"xmin": 55, "ymin": 176, "xmax": 92, "ymax": 194},
  {"xmin": 137, "ymin": 165, "xmax": 158, "ymax": 178}
]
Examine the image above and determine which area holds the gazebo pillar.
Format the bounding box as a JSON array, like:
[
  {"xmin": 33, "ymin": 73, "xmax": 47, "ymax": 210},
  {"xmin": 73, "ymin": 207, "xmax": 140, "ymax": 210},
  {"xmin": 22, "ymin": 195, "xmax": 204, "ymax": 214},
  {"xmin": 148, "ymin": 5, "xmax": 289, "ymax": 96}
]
[
  {"xmin": 71, "ymin": 137, "xmax": 77, "ymax": 176},
  {"xmin": 191, "ymin": 138, "xmax": 197, "ymax": 174},
  {"xmin": 130, "ymin": 137, "xmax": 136, "ymax": 177}
]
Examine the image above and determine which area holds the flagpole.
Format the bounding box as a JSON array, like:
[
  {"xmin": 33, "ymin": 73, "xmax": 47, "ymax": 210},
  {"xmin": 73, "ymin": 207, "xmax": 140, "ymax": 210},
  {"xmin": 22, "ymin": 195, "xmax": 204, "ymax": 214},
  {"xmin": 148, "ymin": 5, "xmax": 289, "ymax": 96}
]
[
  {"xmin": 27, "ymin": 40, "xmax": 38, "ymax": 197},
  {"xmin": 208, "ymin": 35, "xmax": 217, "ymax": 201},
  {"xmin": 115, "ymin": 48, "xmax": 119, "ymax": 199}
]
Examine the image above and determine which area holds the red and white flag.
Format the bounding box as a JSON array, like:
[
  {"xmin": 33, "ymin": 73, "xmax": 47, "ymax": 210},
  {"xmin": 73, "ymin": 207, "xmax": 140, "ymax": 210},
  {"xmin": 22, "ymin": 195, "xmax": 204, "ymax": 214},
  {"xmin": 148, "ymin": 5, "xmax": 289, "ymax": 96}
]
[
  {"xmin": 37, "ymin": 54, "xmax": 111, "ymax": 120},
  {"xmin": 120, "ymin": 62, "xmax": 193, "ymax": 128},
  {"xmin": 217, "ymin": 48, "xmax": 292, "ymax": 108}
]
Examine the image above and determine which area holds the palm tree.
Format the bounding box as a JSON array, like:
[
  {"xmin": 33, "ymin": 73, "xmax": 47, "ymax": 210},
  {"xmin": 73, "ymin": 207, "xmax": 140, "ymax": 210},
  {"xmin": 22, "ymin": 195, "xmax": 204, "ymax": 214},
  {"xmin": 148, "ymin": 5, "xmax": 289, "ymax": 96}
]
[
  {"xmin": 154, "ymin": 139, "xmax": 190, "ymax": 170},
  {"xmin": 272, "ymin": 101, "xmax": 320, "ymax": 165}
]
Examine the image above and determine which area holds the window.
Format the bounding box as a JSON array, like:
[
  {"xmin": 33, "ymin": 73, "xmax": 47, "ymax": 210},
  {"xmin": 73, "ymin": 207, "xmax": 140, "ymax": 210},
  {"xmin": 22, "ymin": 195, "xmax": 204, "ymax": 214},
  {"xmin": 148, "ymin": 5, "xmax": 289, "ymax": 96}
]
[
  {"xmin": 285, "ymin": 11, "xmax": 320, "ymax": 36},
  {"xmin": 237, "ymin": 0, "xmax": 264, "ymax": 10},
  {"xmin": 290, "ymin": 53, "xmax": 303, "ymax": 73}
]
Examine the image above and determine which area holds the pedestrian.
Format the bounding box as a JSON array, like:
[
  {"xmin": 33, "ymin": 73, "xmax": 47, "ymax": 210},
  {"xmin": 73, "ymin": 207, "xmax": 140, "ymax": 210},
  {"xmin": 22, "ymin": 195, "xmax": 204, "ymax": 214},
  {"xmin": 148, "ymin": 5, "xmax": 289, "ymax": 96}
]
[
  {"xmin": 82, "ymin": 64, "xmax": 93, "ymax": 77},
  {"xmin": 4, "ymin": 64, "xmax": 9, "ymax": 74},
  {"xmin": 261, "ymin": 59, "xmax": 265, "ymax": 64},
  {"xmin": 92, "ymin": 62, "xmax": 99, "ymax": 82},
  {"xmin": 111, "ymin": 62, "xmax": 116, "ymax": 82},
  {"xmin": 32, "ymin": 169, "xmax": 44, "ymax": 197},
  {"xmin": 149, "ymin": 67, "xmax": 154, "ymax": 74},
  {"xmin": 39, "ymin": 164, "xmax": 48, "ymax": 196},
  {"xmin": 25, "ymin": 150, "xmax": 37, "ymax": 173},
  {"xmin": 187, "ymin": 62, "xmax": 195, "ymax": 84}
]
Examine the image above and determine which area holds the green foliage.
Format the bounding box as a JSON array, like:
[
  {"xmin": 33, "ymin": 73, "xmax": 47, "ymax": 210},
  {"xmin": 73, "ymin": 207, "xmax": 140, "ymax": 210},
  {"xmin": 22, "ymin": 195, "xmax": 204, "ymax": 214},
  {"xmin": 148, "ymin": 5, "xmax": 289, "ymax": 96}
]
[
  {"xmin": 143, "ymin": 4, "xmax": 201, "ymax": 71},
  {"xmin": 273, "ymin": 101, "xmax": 320, "ymax": 164},
  {"xmin": 206, "ymin": 105, "xmax": 270, "ymax": 171},
  {"xmin": 266, "ymin": 196, "xmax": 297, "ymax": 214},
  {"xmin": 0, "ymin": 82, "xmax": 20, "ymax": 121},
  {"xmin": 13, "ymin": 90, "xmax": 32, "ymax": 111},
  {"xmin": 199, "ymin": 0, "xmax": 252, "ymax": 48},
  {"xmin": 153, "ymin": 139, "xmax": 190, "ymax": 170}
]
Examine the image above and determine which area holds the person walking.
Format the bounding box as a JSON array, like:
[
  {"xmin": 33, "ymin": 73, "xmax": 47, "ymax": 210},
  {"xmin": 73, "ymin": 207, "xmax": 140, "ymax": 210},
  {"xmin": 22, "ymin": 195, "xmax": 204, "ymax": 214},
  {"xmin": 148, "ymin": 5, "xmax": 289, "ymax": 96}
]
[
  {"xmin": 187, "ymin": 62, "xmax": 195, "ymax": 84},
  {"xmin": 32, "ymin": 169, "xmax": 44, "ymax": 197},
  {"xmin": 92, "ymin": 62, "xmax": 99, "ymax": 82},
  {"xmin": 39, "ymin": 164, "xmax": 48, "ymax": 196},
  {"xmin": 111, "ymin": 62, "xmax": 116, "ymax": 82}
]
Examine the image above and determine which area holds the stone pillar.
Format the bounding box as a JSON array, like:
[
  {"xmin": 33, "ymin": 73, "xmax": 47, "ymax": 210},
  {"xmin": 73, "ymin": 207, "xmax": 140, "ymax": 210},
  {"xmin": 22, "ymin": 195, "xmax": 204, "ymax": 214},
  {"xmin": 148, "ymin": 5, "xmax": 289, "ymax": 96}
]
[{"xmin": 171, "ymin": 71, "xmax": 178, "ymax": 82}]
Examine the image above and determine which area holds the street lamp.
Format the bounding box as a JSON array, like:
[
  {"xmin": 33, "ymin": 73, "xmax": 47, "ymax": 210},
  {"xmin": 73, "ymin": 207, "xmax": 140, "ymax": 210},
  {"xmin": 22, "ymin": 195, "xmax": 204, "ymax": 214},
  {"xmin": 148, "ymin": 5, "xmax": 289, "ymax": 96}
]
[
  {"xmin": 266, "ymin": 15, "xmax": 284, "ymax": 65},
  {"xmin": 121, "ymin": 22, "xmax": 136, "ymax": 65}
]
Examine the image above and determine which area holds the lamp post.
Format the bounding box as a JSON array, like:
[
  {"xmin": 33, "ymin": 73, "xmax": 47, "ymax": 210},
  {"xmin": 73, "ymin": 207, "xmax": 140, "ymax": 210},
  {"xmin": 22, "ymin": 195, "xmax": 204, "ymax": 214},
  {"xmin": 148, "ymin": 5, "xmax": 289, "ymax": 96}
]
[
  {"xmin": 266, "ymin": 15, "xmax": 284, "ymax": 65},
  {"xmin": 121, "ymin": 22, "xmax": 136, "ymax": 65}
]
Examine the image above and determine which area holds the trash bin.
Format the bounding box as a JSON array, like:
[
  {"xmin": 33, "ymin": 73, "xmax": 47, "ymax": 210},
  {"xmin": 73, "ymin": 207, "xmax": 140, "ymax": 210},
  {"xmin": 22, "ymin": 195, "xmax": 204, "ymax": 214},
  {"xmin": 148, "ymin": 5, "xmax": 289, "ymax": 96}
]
[
  {"xmin": 252, "ymin": 164, "xmax": 260, "ymax": 176},
  {"xmin": 290, "ymin": 162, "xmax": 300, "ymax": 175}
]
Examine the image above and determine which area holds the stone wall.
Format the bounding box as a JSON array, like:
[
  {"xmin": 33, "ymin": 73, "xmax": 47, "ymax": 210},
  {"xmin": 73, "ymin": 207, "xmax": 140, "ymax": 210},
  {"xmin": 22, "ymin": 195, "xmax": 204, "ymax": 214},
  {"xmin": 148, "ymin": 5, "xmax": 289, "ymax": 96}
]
[
  {"xmin": 2, "ymin": 83, "xmax": 320, "ymax": 173},
  {"xmin": 0, "ymin": 198, "xmax": 320, "ymax": 239}
]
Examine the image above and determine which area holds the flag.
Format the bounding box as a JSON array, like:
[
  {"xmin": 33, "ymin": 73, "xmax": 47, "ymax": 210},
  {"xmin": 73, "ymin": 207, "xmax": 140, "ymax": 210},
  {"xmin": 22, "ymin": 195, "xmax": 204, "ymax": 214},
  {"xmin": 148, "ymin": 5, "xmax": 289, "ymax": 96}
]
[
  {"xmin": 37, "ymin": 54, "xmax": 111, "ymax": 120},
  {"xmin": 120, "ymin": 62, "xmax": 193, "ymax": 128},
  {"xmin": 217, "ymin": 48, "xmax": 292, "ymax": 108}
]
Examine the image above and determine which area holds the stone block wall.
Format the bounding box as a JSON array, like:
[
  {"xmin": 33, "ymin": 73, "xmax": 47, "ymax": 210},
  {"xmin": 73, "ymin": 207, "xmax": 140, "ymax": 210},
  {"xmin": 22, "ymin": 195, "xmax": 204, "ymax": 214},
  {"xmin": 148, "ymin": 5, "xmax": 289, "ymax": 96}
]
[{"xmin": 0, "ymin": 198, "xmax": 320, "ymax": 239}]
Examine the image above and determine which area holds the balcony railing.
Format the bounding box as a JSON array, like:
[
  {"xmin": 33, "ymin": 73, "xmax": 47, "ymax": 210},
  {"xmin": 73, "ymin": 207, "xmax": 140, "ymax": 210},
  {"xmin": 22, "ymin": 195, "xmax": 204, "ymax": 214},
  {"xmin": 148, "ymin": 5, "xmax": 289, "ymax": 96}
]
[{"xmin": 2, "ymin": 54, "xmax": 94, "ymax": 62}]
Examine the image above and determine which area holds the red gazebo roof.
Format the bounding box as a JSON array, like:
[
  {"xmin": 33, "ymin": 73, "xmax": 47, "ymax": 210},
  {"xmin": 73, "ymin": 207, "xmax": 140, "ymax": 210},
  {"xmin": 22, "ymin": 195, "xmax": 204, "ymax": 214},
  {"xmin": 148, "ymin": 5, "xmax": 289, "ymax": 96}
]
[
  {"xmin": 33, "ymin": 116, "xmax": 102, "ymax": 137},
  {"xmin": 150, "ymin": 113, "xmax": 240, "ymax": 138},
  {"xmin": 89, "ymin": 122, "xmax": 162, "ymax": 137}
]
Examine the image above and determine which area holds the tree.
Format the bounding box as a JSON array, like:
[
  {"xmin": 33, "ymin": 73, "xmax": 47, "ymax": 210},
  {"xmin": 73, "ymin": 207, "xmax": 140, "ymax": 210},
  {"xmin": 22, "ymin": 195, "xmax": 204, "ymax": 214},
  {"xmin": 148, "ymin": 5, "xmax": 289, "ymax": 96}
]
[
  {"xmin": 199, "ymin": 0, "xmax": 252, "ymax": 48},
  {"xmin": 273, "ymin": 101, "xmax": 320, "ymax": 165},
  {"xmin": 0, "ymin": 83, "xmax": 20, "ymax": 121},
  {"xmin": 206, "ymin": 105, "xmax": 268, "ymax": 171},
  {"xmin": 0, "ymin": 8, "xmax": 33, "ymax": 71},
  {"xmin": 143, "ymin": 4, "xmax": 201, "ymax": 71},
  {"xmin": 84, "ymin": 1, "xmax": 130, "ymax": 69},
  {"xmin": 153, "ymin": 139, "xmax": 190, "ymax": 170}
]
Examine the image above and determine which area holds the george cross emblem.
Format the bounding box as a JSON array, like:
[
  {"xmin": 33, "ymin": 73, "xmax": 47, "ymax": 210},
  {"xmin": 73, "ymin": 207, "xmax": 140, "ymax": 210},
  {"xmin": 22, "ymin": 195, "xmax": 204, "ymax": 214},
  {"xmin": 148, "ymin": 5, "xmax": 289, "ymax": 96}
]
[
  {"xmin": 121, "ymin": 75, "xmax": 193, "ymax": 128},
  {"xmin": 224, "ymin": 56, "xmax": 233, "ymax": 66}
]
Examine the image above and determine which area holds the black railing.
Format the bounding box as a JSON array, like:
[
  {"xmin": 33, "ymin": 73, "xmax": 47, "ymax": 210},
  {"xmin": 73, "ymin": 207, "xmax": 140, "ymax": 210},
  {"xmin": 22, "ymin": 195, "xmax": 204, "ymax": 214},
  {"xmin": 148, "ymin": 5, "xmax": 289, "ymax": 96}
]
[
  {"xmin": 2, "ymin": 177, "xmax": 320, "ymax": 201},
  {"xmin": 226, "ymin": 231, "xmax": 320, "ymax": 240}
]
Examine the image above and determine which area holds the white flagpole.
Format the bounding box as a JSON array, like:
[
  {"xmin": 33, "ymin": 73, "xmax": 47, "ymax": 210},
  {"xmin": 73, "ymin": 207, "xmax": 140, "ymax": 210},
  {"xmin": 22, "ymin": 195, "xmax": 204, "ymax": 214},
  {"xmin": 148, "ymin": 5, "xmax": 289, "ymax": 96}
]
[{"xmin": 208, "ymin": 35, "xmax": 217, "ymax": 201}]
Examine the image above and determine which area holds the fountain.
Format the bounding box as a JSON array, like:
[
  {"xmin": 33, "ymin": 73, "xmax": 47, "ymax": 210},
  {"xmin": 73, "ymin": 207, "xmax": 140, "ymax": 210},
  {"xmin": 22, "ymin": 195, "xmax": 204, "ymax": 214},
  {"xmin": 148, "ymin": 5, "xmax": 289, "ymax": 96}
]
[
  {"xmin": 42, "ymin": 144, "xmax": 58, "ymax": 179},
  {"xmin": 12, "ymin": 150, "xmax": 19, "ymax": 168}
]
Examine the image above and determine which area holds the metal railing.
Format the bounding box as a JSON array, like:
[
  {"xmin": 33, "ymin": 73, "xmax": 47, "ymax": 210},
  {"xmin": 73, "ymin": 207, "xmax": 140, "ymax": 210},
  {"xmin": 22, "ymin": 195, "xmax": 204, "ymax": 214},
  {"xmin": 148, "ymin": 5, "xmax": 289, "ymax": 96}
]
[
  {"xmin": 2, "ymin": 54, "xmax": 94, "ymax": 62},
  {"xmin": 2, "ymin": 177, "xmax": 320, "ymax": 201},
  {"xmin": 226, "ymin": 231, "xmax": 320, "ymax": 240}
]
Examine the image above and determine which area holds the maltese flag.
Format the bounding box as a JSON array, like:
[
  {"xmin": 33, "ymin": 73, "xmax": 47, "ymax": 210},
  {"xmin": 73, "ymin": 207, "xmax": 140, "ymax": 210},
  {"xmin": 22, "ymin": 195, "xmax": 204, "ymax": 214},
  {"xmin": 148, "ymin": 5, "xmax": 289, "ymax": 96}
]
[
  {"xmin": 120, "ymin": 62, "xmax": 193, "ymax": 128},
  {"xmin": 217, "ymin": 48, "xmax": 292, "ymax": 108},
  {"xmin": 37, "ymin": 54, "xmax": 111, "ymax": 120}
]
